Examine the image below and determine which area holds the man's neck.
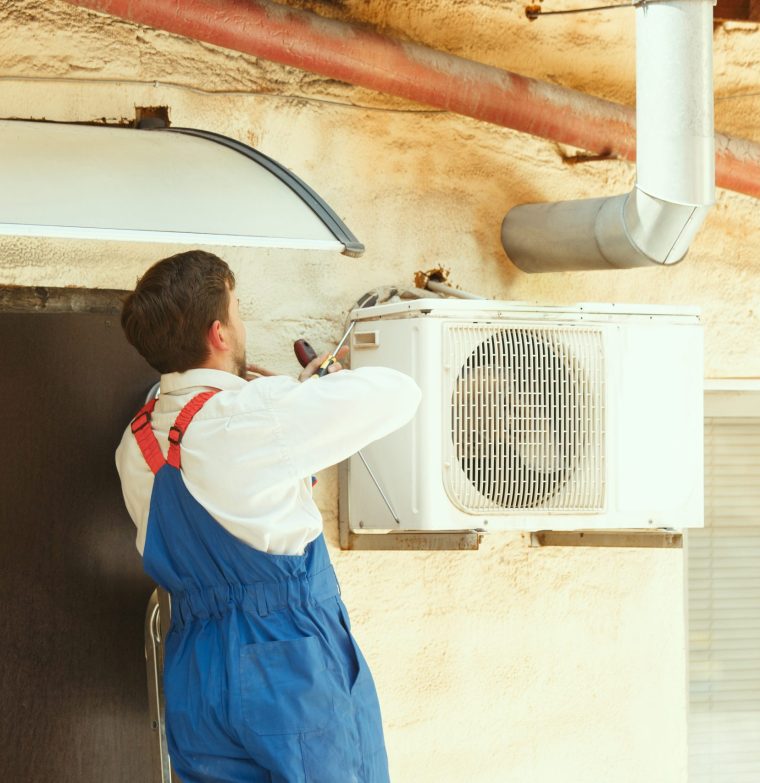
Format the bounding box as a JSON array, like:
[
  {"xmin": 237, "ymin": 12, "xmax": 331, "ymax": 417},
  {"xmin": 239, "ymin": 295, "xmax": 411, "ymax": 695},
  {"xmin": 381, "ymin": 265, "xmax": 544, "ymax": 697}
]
[{"xmin": 197, "ymin": 354, "xmax": 234, "ymax": 374}]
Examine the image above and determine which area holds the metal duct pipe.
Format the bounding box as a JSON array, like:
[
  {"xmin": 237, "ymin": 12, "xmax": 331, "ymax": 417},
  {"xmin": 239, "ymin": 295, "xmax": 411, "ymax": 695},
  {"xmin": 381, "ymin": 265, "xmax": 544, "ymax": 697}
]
[
  {"xmin": 62, "ymin": 0, "xmax": 760, "ymax": 202},
  {"xmin": 501, "ymin": 0, "xmax": 715, "ymax": 272}
]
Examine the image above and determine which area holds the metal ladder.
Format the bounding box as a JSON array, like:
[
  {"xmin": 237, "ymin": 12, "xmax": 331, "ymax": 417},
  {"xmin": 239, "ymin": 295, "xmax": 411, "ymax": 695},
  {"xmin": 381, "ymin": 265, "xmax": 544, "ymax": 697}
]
[{"xmin": 145, "ymin": 588, "xmax": 181, "ymax": 783}]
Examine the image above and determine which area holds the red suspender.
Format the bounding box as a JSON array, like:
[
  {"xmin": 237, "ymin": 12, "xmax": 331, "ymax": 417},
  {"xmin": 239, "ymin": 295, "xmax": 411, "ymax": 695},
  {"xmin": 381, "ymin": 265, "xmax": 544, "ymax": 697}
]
[
  {"xmin": 166, "ymin": 390, "xmax": 218, "ymax": 469},
  {"xmin": 130, "ymin": 390, "xmax": 219, "ymax": 474},
  {"xmin": 130, "ymin": 398, "xmax": 164, "ymax": 475}
]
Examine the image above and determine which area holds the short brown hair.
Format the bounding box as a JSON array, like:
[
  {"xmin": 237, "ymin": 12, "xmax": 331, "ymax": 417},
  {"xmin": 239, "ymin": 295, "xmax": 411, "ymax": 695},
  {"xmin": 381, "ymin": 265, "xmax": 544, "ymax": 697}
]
[{"xmin": 121, "ymin": 250, "xmax": 236, "ymax": 374}]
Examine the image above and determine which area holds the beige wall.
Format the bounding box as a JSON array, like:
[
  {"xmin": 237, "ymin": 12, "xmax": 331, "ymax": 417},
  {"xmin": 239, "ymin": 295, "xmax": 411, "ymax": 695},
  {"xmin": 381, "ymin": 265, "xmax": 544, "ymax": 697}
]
[{"xmin": 3, "ymin": 2, "xmax": 759, "ymax": 780}]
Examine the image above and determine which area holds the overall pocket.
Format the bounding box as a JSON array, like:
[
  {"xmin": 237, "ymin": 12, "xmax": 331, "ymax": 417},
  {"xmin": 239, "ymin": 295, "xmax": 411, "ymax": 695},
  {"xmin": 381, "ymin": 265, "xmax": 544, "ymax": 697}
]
[{"xmin": 239, "ymin": 635, "xmax": 335, "ymax": 736}]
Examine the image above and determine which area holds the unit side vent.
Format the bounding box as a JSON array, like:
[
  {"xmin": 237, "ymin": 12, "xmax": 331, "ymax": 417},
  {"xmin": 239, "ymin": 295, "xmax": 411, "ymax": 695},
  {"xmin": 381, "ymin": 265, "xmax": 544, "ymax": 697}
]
[{"xmin": 444, "ymin": 324, "xmax": 606, "ymax": 513}]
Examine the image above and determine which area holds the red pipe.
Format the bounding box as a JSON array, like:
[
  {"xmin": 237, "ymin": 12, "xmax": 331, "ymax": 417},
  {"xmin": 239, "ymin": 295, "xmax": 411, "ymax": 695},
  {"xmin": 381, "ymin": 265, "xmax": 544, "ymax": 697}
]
[{"xmin": 63, "ymin": 0, "xmax": 760, "ymax": 200}]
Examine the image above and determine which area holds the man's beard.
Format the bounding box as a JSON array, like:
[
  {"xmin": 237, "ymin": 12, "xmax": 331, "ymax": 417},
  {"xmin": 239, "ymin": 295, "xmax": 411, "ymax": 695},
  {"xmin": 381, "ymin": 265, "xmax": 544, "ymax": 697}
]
[
  {"xmin": 235, "ymin": 348, "xmax": 247, "ymax": 379},
  {"xmin": 232, "ymin": 337, "xmax": 247, "ymax": 379}
]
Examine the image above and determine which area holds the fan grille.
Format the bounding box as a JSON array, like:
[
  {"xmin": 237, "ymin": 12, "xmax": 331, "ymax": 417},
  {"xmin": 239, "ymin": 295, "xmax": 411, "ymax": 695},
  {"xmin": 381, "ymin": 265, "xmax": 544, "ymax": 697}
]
[{"xmin": 445, "ymin": 324, "xmax": 605, "ymax": 513}]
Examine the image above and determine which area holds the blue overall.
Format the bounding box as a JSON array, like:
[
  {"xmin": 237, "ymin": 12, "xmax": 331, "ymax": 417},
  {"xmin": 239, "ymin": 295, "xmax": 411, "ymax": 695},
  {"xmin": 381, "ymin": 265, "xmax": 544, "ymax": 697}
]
[{"xmin": 131, "ymin": 392, "xmax": 390, "ymax": 783}]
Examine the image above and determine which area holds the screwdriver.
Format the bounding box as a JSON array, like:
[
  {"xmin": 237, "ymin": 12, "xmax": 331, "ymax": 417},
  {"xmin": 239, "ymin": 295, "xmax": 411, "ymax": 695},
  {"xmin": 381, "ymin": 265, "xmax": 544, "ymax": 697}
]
[
  {"xmin": 293, "ymin": 320, "xmax": 401, "ymax": 525},
  {"xmin": 309, "ymin": 293, "xmax": 378, "ymax": 377},
  {"xmin": 315, "ymin": 321, "xmax": 355, "ymax": 377}
]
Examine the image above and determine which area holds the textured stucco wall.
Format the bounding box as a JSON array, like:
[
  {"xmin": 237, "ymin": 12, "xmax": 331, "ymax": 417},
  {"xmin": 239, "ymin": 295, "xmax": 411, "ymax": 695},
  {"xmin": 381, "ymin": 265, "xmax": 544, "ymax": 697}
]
[{"xmin": 2, "ymin": 1, "xmax": 759, "ymax": 781}]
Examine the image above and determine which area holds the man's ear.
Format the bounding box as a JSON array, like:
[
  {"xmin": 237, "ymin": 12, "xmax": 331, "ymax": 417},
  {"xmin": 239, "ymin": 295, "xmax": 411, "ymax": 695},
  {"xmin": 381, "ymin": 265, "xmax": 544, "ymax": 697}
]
[{"xmin": 207, "ymin": 319, "xmax": 227, "ymax": 353}]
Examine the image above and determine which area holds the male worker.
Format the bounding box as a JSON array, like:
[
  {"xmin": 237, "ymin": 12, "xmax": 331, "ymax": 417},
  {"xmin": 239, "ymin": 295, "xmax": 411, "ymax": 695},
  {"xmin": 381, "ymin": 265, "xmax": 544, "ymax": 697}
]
[{"xmin": 115, "ymin": 250, "xmax": 421, "ymax": 783}]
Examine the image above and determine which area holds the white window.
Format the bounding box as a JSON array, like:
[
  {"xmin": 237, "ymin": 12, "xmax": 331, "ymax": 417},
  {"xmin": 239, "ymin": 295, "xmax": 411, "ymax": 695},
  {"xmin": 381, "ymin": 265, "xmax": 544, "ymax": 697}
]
[{"xmin": 688, "ymin": 383, "xmax": 760, "ymax": 782}]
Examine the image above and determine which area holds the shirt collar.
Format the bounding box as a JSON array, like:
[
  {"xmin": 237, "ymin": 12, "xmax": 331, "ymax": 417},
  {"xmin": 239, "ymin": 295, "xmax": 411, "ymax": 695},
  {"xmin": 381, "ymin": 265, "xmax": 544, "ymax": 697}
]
[{"xmin": 159, "ymin": 368, "xmax": 247, "ymax": 395}]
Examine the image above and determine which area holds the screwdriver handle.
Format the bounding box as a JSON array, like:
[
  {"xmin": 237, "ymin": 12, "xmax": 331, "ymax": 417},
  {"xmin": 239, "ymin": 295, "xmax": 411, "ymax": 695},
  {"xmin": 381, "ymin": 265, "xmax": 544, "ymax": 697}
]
[{"xmin": 316, "ymin": 357, "xmax": 335, "ymax": 377}]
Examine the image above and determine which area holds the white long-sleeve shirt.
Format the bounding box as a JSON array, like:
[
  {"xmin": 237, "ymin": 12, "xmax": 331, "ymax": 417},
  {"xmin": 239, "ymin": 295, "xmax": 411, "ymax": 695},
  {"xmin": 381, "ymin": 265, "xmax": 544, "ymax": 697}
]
[{"xmin": 115, "ymin": 367, "xmax": 421, "ymax": 555}]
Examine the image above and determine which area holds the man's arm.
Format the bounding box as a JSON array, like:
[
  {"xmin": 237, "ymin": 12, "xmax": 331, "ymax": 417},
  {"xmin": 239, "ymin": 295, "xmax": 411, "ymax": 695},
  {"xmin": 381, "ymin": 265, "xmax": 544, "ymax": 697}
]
[{"xmin": 256, "ymin": 366, "xmax": 421, "ymax": 479}]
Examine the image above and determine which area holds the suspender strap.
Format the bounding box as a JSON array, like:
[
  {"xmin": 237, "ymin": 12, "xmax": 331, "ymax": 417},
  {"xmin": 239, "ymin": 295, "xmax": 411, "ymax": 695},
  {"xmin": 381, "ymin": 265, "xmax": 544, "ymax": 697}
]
[
  {"xmin": 130, "ymin": 398, "xmax": 165, "ymax": 475},
  {"xmin": 131, "ymin": 390, "xmax": 219, "ymax": 474},
  {"xmin": 166, "ymin": 390, "xmax": 219, "ymax": 469}
]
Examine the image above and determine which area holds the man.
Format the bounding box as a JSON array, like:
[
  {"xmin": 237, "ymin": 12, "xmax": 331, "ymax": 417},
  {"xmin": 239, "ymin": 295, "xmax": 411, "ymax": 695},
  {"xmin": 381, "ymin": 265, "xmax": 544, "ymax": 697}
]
[{"xmin": 115, "ymin": 250, "xmax": 421, "ymax": 783}]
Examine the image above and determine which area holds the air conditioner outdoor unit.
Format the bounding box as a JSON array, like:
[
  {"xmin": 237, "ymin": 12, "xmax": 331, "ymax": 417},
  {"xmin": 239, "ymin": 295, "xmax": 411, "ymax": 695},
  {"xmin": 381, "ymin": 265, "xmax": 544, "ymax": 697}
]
[{"xmin": 343, "ymin": 299, "xmax": 703, "ymax": 532}]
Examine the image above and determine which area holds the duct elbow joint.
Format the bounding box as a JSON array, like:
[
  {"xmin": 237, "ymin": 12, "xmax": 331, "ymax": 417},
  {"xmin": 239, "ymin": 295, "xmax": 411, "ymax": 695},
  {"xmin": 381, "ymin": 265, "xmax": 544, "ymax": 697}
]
[{"xmin": 618, "ymin": 187, "xmax": 713, "ymax": 266}]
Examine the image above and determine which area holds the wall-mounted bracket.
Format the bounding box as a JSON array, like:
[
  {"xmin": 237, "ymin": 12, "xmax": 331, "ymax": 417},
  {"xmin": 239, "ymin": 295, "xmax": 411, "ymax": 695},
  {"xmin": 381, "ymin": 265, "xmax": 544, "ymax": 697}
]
[
  {"xmin": 530, "ymin": 530, "xmax": 683, "ymax": 548},
  {"xmin": 338, "ymin": 524, "xmax": 484, "ymax": 551}
]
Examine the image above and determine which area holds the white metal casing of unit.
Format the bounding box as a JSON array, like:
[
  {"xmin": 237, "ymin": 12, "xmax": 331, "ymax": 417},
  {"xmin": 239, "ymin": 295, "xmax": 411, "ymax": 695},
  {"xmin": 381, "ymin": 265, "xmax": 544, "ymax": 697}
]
[{"xmin": 343, "ymin": 299, "xmax": 703, "ymax": 532}]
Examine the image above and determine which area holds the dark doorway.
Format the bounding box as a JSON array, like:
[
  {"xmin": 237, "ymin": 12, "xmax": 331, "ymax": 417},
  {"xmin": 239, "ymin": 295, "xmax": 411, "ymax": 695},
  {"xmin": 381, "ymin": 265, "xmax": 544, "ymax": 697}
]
[{"xmin": 0, "ymin": 290, "xmax": 158, "ymax": 781}]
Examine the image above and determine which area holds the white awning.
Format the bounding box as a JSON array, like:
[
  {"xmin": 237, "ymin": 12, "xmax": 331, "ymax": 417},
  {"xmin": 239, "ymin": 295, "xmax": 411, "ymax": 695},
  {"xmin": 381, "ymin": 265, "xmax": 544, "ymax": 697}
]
[{"xmin": 0, "ymin": 120, "xmax": 364, "ymax": 257}]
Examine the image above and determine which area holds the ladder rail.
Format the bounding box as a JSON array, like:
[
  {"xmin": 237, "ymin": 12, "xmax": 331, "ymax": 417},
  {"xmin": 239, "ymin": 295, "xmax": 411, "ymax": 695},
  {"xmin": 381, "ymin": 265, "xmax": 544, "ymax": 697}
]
[{"xmin": 144, "ymin": 588, "xmax": 179, "ymax": 783}]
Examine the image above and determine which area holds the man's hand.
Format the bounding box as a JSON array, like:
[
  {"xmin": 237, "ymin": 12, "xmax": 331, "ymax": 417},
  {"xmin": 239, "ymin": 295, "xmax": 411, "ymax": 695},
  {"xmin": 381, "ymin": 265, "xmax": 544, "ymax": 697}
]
[
  {"xmin": 245, "ymin": 364, "xmax": 276, "ymax": 381},
  {"xmin": 298, "ymin": 346, "xmax": 349, "ymax": 382}
]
